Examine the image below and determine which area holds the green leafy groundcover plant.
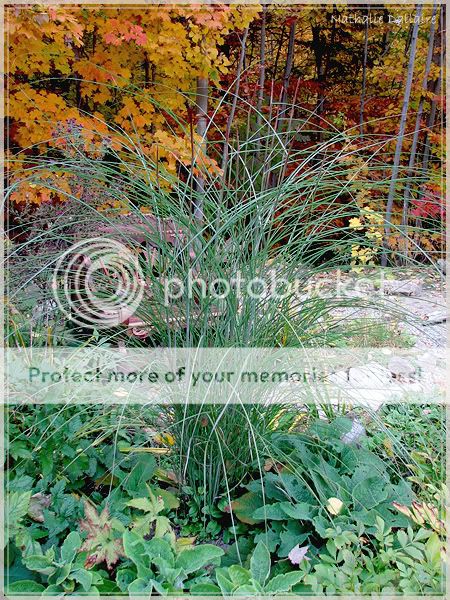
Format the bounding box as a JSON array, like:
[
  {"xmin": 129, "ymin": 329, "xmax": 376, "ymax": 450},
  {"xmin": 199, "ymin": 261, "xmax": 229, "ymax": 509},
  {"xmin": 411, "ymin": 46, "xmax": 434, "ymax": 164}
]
[
  {"xmin": 5, "ymin": 407, "xmax": 446, "ymax": 596},
  {"xmin": 367, "ymin": 403, "xmax": 446, "ymax": 501},
  {"xmin": 229, "ymin": 416, "xmax": 414, "ymax": 556}
]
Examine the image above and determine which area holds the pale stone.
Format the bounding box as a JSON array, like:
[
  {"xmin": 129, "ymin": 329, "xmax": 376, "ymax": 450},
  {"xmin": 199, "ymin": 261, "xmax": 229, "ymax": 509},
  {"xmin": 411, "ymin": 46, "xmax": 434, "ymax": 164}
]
[
  {"xmin": 383, "ymin": 280, "xmax": 423, "ymax": 296},
  {"xmin": 388, "ymin": 356, "xmax": 416, "ymax": 380}
]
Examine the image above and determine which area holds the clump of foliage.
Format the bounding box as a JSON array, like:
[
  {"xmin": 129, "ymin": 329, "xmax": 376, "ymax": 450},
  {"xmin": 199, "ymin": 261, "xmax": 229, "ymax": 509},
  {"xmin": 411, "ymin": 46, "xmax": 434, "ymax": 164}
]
[
  {"xmin": 228, "ymin": 417, "xmax": 413, "ymax": 555},
  {"xmin": 299, "ymin": 518, "xmax": 444, "ymax": 595},
  {"xmin": 5, "ymin": 406, "xmax": 446, "ymax": 596},
  {"xmin": 6, "ymin": 5, "xmax": 445, "ymax": 262}
]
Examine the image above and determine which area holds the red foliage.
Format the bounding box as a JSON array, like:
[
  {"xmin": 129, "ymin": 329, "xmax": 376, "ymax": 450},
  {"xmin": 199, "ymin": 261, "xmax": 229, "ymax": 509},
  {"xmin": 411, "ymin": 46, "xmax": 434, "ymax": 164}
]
[
  {"xmin": 103, "ymin": 18, "xmax": 147, "ymax": 46},
  {"xmin": 411, "ymin": 187, "xmax": 445, "ymax": 220}
]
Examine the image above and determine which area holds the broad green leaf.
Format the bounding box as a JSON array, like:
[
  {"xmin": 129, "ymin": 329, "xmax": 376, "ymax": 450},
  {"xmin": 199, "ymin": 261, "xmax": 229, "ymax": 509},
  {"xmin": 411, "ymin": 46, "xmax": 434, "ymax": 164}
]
[
  {"xmin": 96, "ymin": 579, "xmax": 120, "ymax": 594},
  {"xmin": 403, "ymin": 546, "xmax": 424, "ymax": 561},
  {"xmin": 352, "ymin": 476, "xmax": 388, "ymax": 510},
  {"xmin": 253, "ymin": 503, "xmax": 287, "ymax": 520},
  {"xmin": 60, "ymin": 531, "xmax": 82, "ymax": 564},
  {"xmin": 230, "ymin": 492, "xmax": 263, "ymax": 524},
  {"xmin": 115, "ymin": 567, "xmax": 137, "ymax": 592},
  {"xmin": 128, "ymin": 487, "xmax": 165, "ymax": 515},
  {"xmin": 126, "ymin": 497, "xmax": 156, "ymax": 512},
  {"xmin": 190, "ymin": 582, "xmax": 221, "ymax": 594},
  {"xmin": 130, "ymin": 513, "xmax": 153, "ymax": 536},
  {"xmin": 341, "ymin": 447, "xmax": 387, "ymax": 475},
  {"xmin": 123, "ymin": 530, "xmax": 145, "ymax": 559},
  {"xmin": 425, "ymin": 532, "xmax": 442, "ymax": 568},
  {"xmin": 127, "ymin": 577, "xmax": 153, "ymax": 594},
  {"xmin": 397, "ymin": 530, "xmax": 408, "ymax": 548},
  {"xmin": 24, "ymin": 554, "xmax": 56, "ymax": 576},
  {"xmin": 40, "ymin": 584, "xmax": 64, "ymax": 597},
  {"xmin": 234, "ymin": 584, "xmax": 258, "ymax": 594},
  {"xmin": 122, "ymin": 530, "xmax": 150, "ymax": 577},
  {"xmin": 252, "ymin": 472, "xmax": 314, "ymax": 504},
  {"xmin": 145, "ymin": 537, "xmax": 174, "ymax": 564},
  {"xmin": 111, "ymin": 517, "xmax": 126, "ymax": 533},
  {"xmin": 254, "ymin": 527, "xmax": 280, "ymax": 553},
  {"xmin": 71, "ymin": 568, "xmax": 93, "ymax": 592},
  {"xmin": 250, "ymin": 542, "xmax": 271, "ymax": 586},
  {"xmin": 309, "ymin": 471, "xmax": 333, "ymax": 502},
  {"xmin": 280, "ymin": 502, "xmax": 315, "ymax": 520},
  {"xmin": 312, "ymin": 514, "xmax": 329, "ymax": 538},
  {"xmin": 176, "ymin": 544, "xmax": 224, "ymax": 575},
  {"xmin": 15, "ymin": 529, "xmax": 42, "ymax": 559},
  {"xmin": 9, "ymin": 442, "xmax": 33, "ymax": 460},
  {"xmin": 6, "ymin": 580, "xmax": 45, "ymax": 594},
  {"xmin": 152, "ymin": 558, "xmax": 182, "ymax": 585},
  {"xmin": 228, "ymin": 565, "xmax": 251, "ymax": 586},
  {"xmin": 216, "ymin": 570, "xmax": 235, "ymax": 595},
  {"xmin": 154, "ymin": 515, "xmax": 172, "ymax": 538},
  {"xmin": 317, "ymin": 457, "xmax": 346, "ymax": 490},
  {"xmin": 53, "ymin": 563, "xmax": 71, "ymax": 586},
  {"xmin": 153, "ymin": 486, "xmax": 180, "ymax": 509},
  {"xmin": 375, "ymin": 503, "xmax": 411, "ymax": 528},
  {"xmin": 124, "ymin": 455, "xmax": 156, "ymax": 496},
  {"xmin": 220, "ymin": 538, "xmax": 254, "ymax": 568},
  {"xmin": 150, "ymin": 578, "xmax": 167, "ymax": 595},
  {"xmin": 278, "ymin": 529, "xmax": 309, "ymax": 558},
  {"xmin": 265, "ymin": 571, "xmax": 305, "ymax": 593},
  {"xmin": 6, "ymin": 491, "xmax": 31, "ymax": 543},
  {"xmin": 329, "ymin": 417, "xmax": 354, "ymax": 439},
  {"xmin": 8, "ymin": 475, "xmax": 34, "ymax": 492}
]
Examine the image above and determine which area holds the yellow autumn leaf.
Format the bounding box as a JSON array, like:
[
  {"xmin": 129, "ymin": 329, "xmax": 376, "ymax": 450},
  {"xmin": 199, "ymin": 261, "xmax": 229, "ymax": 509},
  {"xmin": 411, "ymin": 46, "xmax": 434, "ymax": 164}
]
[
  {"xmin": 349, "ymin": 217, "xmax": 364, "ymax": 230},
  {"xmin": 154, "ymin": 432, "xmax": 175, "ymax": 446},
  {"xmin": 119, "ymin": 446, "xmax": 171, "ymax": 455},
  {"xmin": 383, "ymin": 437, "xmax": 394, "ymax": 457}
]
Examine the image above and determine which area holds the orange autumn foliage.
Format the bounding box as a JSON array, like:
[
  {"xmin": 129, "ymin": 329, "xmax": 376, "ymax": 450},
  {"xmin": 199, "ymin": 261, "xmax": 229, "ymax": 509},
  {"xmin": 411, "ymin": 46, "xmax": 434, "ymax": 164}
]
[{"xmin": 6, "ymin": 4, "xmax": 259, "ymax": 205}]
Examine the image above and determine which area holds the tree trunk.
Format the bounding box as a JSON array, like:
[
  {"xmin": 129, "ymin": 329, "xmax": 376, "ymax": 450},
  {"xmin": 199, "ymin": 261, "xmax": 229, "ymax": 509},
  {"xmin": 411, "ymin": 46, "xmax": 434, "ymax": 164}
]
[
  {"xmin": 311, "ymin": 24, "xmax": 325, "ymax": 138},
  {"xmin": 401, "ymin": 3, "xmax": 438, "ymax": 259},
  {"xmin": 272, "ymin": 23, "xmax": 286, "ymax": 80},
  {"xmin": 194, "ymin": 75, "xmax": 208, "ymax": 222},
  {"xmin": 256, "ymin": 6, "xmax": 267, "ymax": 137},
  {"xmin": 215, "ymin": 28, "xmax": 249, "ymax": 242},
  {"xmin": 381, "ymin": 8, "xmax": 390, "ymax": 54},
  {"xmin": 381, "ymin": 5, "xmax": 422, "ymax": 267},
  {"xmin": 320, "ymin": 9, "xmax": 337, "ymax": 133},
  {"xmin": 421, "ymin": 73, "xmax": 441, "ymax": 179},
  {"xmin": 359, "ymin": 6, "xmax": 369, "ymax": 136},
  {"xmin": 221, "ymin": 28, "xmax": 249, "ymax": 179},
  {"xmin": 268, "ymin": 18, "xmax": 295, "ymax": 189},
  {"xmin": 280, "ymin": 19, "xmax": 296, "ymax": 117},
  {"xmin": 421, "ymin": 4, "xmax": 445, "ymax": 176}
]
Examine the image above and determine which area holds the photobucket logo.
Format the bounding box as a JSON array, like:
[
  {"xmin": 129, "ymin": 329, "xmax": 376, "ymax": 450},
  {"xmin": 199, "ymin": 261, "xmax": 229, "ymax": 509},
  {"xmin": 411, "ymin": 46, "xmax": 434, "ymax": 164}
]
[
  {"xmin": 163, "ymin": 269, "xmax": 297, "ymax": 306},
  {"xmin": 161, "ymin": 268, "xmax": 392, "ymax": 306},
  {"xmin": 52, "ymin": 238, "xmax": 145, "ymax": 328}
]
